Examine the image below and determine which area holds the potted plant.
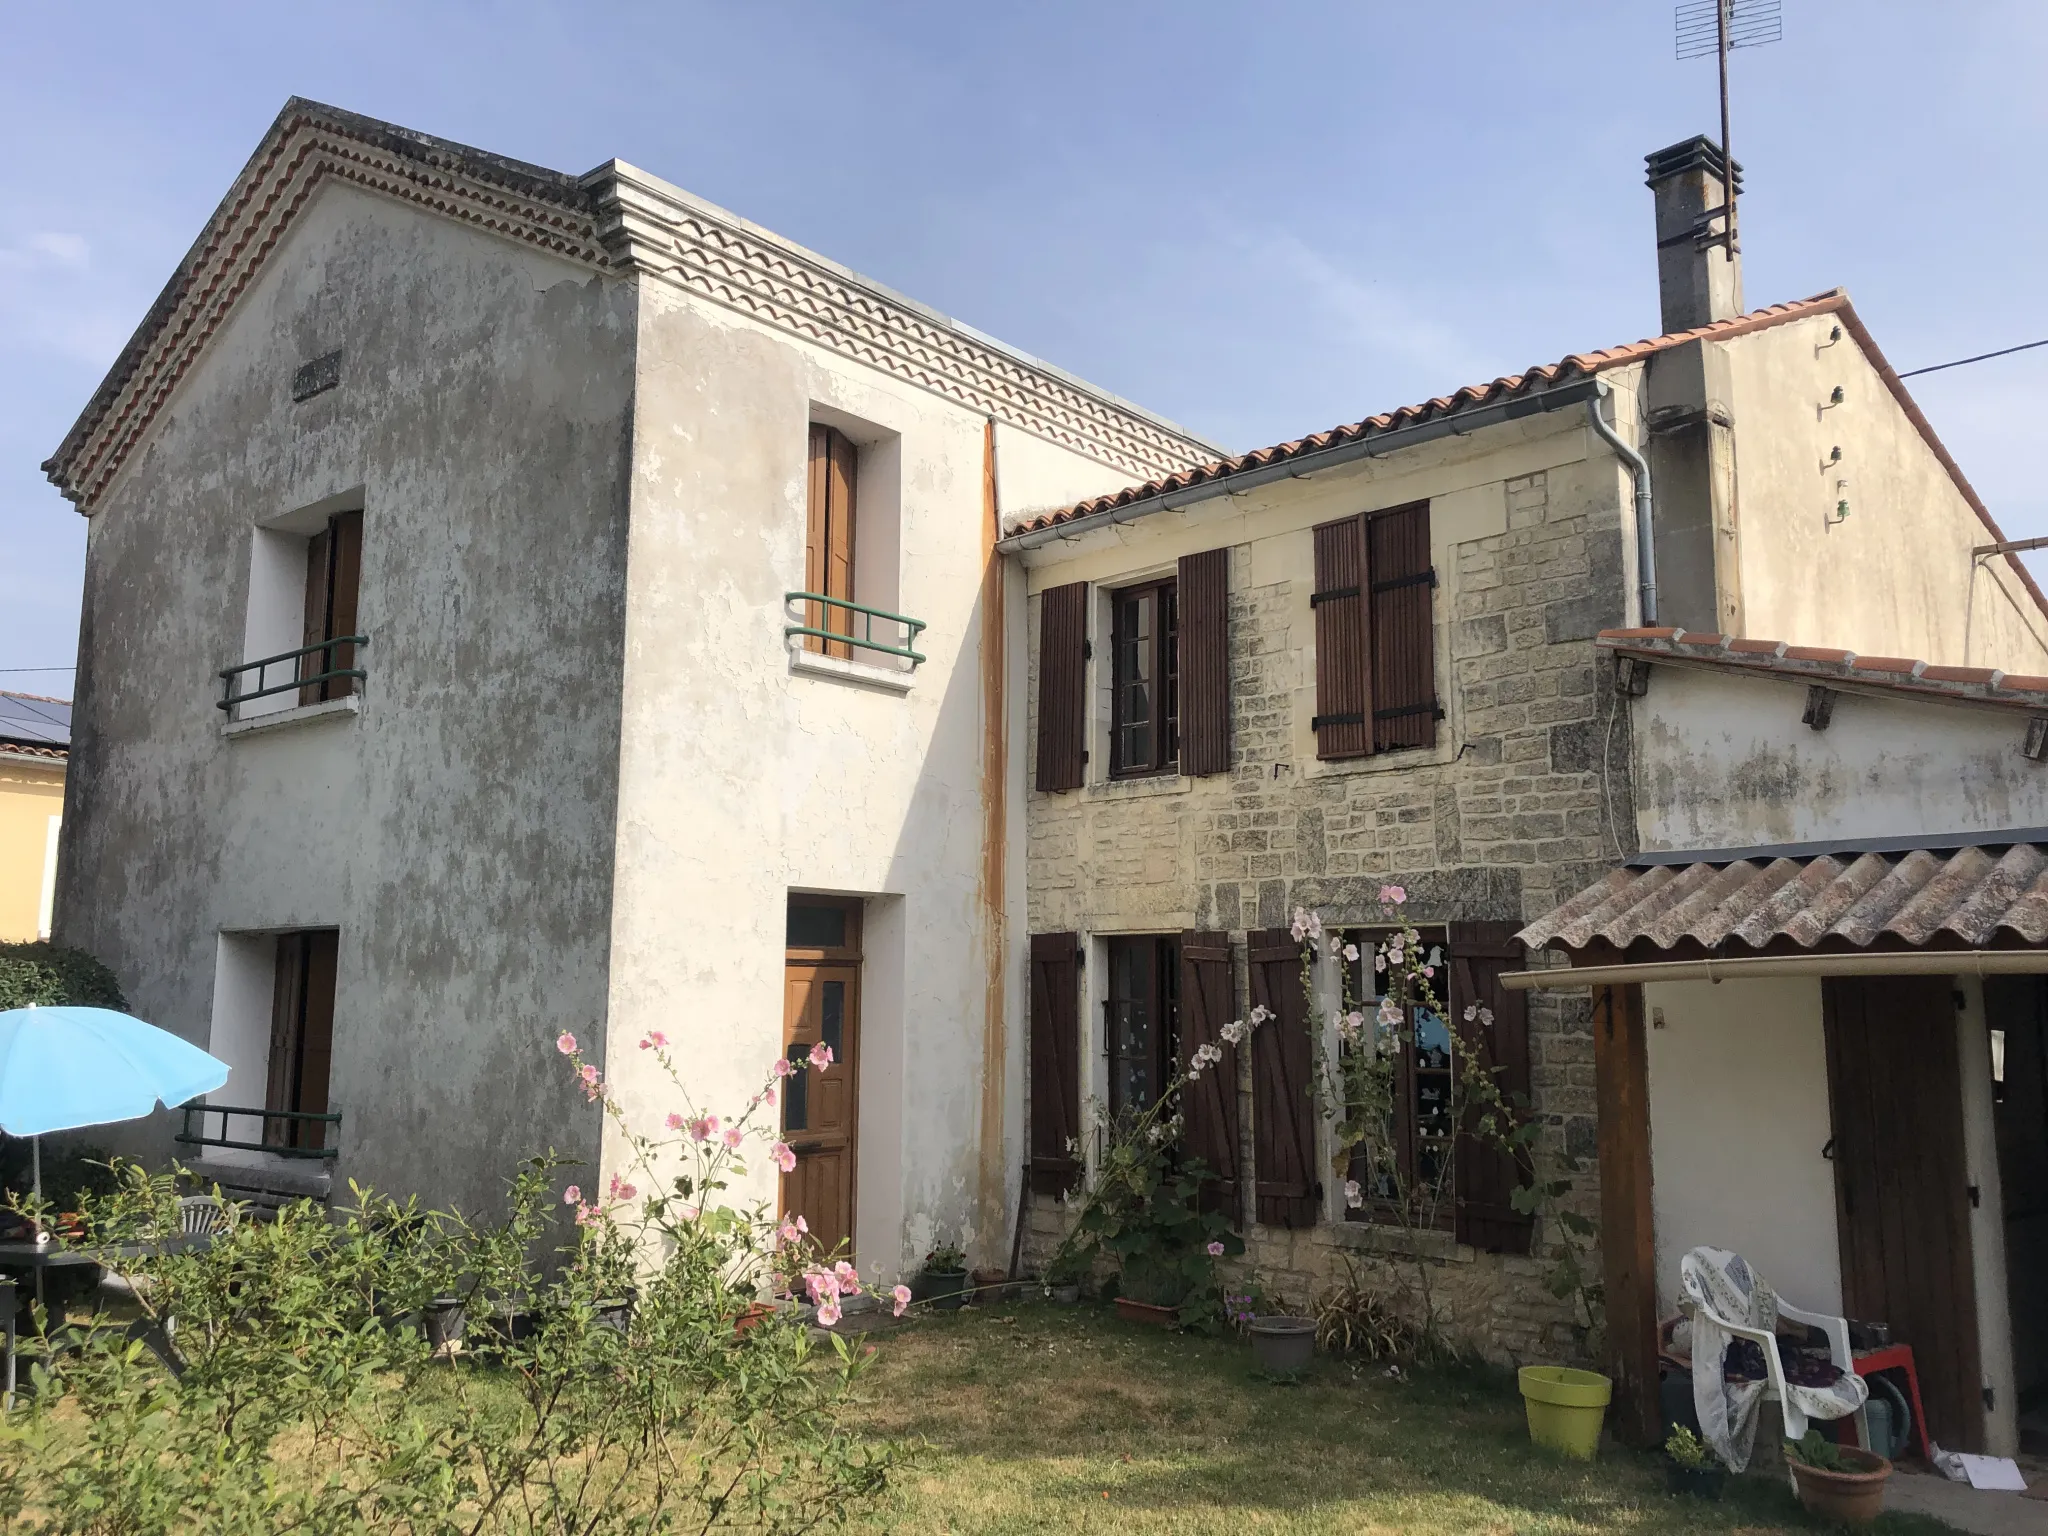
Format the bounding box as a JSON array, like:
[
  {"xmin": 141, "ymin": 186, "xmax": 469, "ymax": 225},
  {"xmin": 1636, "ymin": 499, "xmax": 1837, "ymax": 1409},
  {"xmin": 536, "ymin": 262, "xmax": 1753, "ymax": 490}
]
[
  {"xmin": 915, "ymin": 1242, "xmax": 968, "ymax": 1310},
  {"xmin": 1786, "ymin": 1430, "xmax": 1890, "ymax": 1526},
  {"xmin": 1041, "ymin": 1254, "xmax": 1085, "ymax": 1305},
  {"xmin": 1516, "ymin": 1365, "xmax": 1612, "ymax": 1459},
  {"xmin": 423, "ymin": 1293, "xmax": 467, "ymax": 1355},
  {"xmin": 1662, "ymin": 1426, "xmax": 1726, "ymax": 1499}
]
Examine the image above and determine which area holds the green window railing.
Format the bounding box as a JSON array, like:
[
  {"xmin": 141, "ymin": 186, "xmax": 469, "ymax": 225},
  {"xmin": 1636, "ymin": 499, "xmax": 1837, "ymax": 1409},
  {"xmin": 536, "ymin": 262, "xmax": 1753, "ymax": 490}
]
[
  {"xmin": 219, "ymin": 634, "xmax": 368, "ymax": 719},
  {"xmin": 176, "ymin": 1103, "xmax": 342, "ymax": 1161},
  {"xmin": 784, "ymin": 594, "xmax": 927, "ymax": 667}
]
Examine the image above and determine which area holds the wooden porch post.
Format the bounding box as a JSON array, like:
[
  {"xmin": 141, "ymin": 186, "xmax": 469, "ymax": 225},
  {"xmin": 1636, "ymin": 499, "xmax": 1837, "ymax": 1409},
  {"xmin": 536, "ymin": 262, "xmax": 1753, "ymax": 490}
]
[{"xmin": 1592, "ymin": 981, "xmax": 1660, "ymax": 1446}]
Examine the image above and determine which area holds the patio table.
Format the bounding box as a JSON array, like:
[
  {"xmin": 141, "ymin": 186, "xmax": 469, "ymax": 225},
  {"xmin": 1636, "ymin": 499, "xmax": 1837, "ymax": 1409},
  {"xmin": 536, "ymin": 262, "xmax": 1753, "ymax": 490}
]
[{"xmin": 0, "ymin": 1233, "xmax": 217, "ymax": 1317}]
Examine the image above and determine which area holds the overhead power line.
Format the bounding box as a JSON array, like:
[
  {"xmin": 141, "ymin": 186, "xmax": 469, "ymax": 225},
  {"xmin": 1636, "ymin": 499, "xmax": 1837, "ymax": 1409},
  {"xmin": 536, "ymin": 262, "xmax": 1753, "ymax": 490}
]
[{"xmin": 1899, "ymin": 338, "xmax": 2048, "ymax": 379}]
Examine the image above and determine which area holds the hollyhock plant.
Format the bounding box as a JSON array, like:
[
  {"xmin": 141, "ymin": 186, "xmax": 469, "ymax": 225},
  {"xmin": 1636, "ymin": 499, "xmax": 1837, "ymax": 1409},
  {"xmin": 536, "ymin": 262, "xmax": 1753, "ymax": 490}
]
[
  {"xmin": 891, "ymin": 1283, "xmax": 912, "ymax": 1317},
  {"xmin": 771, "ymin": 1142, "xmax": 797, "ymax": 1173},
  {"xmin": 807, "ymin": 1041, "xmax": 834, "ymax": 1071},
  {"xmin": 556, "ymin": 1031, "xmax": 578, "ymax": 1055}
]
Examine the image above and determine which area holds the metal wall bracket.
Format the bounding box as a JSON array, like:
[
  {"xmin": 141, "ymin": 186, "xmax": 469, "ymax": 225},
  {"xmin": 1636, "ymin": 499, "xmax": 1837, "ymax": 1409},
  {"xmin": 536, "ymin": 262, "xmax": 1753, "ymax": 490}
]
[
  {"xmin": 1614, "ymin": 653, "xmax": 1652, "ymax": 698},
  {"xmin": 1802, "ymin": 686, "xmax": 1837, "ymax": 731}
]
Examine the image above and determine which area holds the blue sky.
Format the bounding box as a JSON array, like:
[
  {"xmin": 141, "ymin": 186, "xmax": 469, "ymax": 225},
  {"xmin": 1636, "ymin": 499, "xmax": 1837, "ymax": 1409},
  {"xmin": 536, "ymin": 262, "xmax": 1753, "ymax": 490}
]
[{"xmin": 4, "ymin": 0, "xmax": 2044, "ymax": 686}]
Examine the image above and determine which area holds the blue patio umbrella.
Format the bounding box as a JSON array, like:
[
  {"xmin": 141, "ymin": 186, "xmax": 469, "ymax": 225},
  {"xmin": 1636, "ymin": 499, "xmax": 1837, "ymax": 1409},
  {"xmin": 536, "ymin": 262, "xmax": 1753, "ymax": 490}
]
[{"xmin": 0, "ymin": 1006, "xmax": 230, "ymax": 1199}]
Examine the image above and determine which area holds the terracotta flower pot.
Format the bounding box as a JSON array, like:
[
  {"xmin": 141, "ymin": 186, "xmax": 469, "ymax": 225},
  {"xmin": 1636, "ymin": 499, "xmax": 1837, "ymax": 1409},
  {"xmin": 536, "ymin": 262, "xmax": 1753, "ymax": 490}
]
[
  {"xmin": 1115, "ymin": 1296, "xmax": 1179, "ymax": 1327},
  {"xmin": 1789, "ymin": 1447, "xmax": 1890, "ymax": 1526},
  {"xmin": 733, "ymin": 1302, "xmax": 776, "ymax": 1338}
]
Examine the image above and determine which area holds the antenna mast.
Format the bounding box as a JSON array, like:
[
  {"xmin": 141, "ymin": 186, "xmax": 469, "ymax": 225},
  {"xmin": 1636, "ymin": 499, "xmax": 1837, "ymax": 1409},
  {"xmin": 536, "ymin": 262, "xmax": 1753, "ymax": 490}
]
[{"xmin": 1675, "ymin": 0, "xmax": 1782, "ymax": 255}]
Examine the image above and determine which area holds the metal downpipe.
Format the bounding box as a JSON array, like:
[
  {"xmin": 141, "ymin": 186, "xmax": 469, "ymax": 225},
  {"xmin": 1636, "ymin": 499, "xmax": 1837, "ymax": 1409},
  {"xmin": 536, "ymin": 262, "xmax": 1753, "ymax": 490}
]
[{"xmin": 1588, "ymin": 379, "xmax": 1657, "ymax": 625}]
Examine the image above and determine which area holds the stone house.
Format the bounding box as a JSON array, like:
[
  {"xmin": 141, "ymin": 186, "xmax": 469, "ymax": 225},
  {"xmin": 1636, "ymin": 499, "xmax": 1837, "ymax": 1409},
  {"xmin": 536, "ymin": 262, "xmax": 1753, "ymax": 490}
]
[{"xmin": 1005, "ymin": 139, "xmax": 2048, "ymax": 1361}]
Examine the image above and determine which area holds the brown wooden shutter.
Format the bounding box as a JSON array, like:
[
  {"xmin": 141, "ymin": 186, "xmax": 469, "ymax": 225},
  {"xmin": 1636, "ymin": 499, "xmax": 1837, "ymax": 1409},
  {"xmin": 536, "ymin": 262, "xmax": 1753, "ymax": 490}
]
[
  {"xmin": 1176, "ymin": 549, "xmax": 1230, "ymax": 776},
  {"xmin": 1247, "ymin": 927, "xmax": 1319, "ymax": 1227},
  {"xmin": 1034, "ymin": 582, "xmax": 1088, "ymax": 792},
  {"xmin": 1311, "ymin": 516, "xmax": 1372, "ymax": 760},
  {"xmin": 326, "ymin": 510, "xmax": 363, "ymax": 700},
  {"xmin": 1368, "ymin": 501, "xmax": 1436, "ymax": 751},
  {"xmin": 1177, "ymin": 931, "xmax": 1240, "ymax": 1218},
  {"xmin": 1028, "ymin": 933, "xmax": 1083, "ymax": 1195},
  {"xmin": 1449, "ymin": 920, "xmax": 1534, "ymax": 1254},
  {"xmin": 299, "ymin": 526, "xmax": 332, "ymax": 706},
  {"xmin": 804, "ymin": 425, "xmax": 858, "ymax": 657}
]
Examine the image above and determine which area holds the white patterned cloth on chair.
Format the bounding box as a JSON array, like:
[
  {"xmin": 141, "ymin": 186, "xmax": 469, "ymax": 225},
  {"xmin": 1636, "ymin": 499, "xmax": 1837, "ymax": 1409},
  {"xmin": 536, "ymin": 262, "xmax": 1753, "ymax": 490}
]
[{"xmin": 1681, "ymin": 1247, "xmax": 1867, "ymax": 1472}]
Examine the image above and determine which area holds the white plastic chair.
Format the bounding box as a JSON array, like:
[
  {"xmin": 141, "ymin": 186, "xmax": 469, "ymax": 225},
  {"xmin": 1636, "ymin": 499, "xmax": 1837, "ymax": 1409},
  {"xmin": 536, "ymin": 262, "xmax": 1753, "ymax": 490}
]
[
  {"xmin": 1679, "ymin": 1248, "xmax": 1862, "ymax": 1446},
  {"xmin": 177, "ymin": 1196, "xmax": 230, "ymax": 1236}
]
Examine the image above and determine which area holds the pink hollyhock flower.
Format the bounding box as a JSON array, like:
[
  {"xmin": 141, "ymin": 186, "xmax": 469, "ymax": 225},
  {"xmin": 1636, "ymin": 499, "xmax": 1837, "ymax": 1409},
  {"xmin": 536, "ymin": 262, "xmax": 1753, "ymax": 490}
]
[
  {"xmin": 578, "ymin": 1064, "xmax": 602, "ymax": 1100},
  {"xmin": 722, "ymin": 1126, "xmax": 744, "ymax": 1150},
  {"xmin": 806, "ymin": 1270, "xmax": 840, "ymax": 1304},
  {"xmin": 573, "ymin": 1202, "xmax": 599, "ymax": 1226},
  {"xmin": 562, "ymin": 1185, "xmax": 581, "ymax": 1205},
  {"xmin": 776, "ymin": 1220, "xmax": 801, "ymax": 1247},
  {"xmin": 1379, "ymin": 884, "xmax": 1407, "ymax": 904},
  {"xmin": 1206, "ymin": 1240, "xmax": 1225, "ymax": 1257},
  {"xmin": 689, "ymin": 1115, "xmax": 718, "ymax": 1142},
  {"xmin": 607, "ymin": 1173, "xmax": 637, "ymax": 1202},
  {"xmin": 808, "ymin": 1041, "xmax": 834, "ymax": 1071},
  {"xmin": 665, "ymin": 1112, "xmax": 685, "ymax": 1131},
  {"xmin": 771, "ymin": 1142, "xmax": 797, "ymax": 1173},
  {"xmin": 817, "ymin": 1299, "xmax": 842, "ymax": 1327},
  {"xmin": 761, "ymin": 1084, "xmax": 776, "ymax": 1106},
  {"xmin": 892, "ymin": 1283, "xmax": 912, "ymax": 1317},
  {"xmin": 771, "ymin": 1058, "xmax": 796, "ymax": 1079},
  {"xmin": 555, "ymin": 1031, "xmax": 578, "ymax": 1055},
  {"xmin": 638, "ymin": 1030, "xmax": 668, "ymax": 1051},
  {"xmin": 834, "ymin": 1260, "xmax": 860, "ymax": 1294},
  {"xmin": 795, "ymin": 1214, "xmax": 808, "ymax": 1233}
]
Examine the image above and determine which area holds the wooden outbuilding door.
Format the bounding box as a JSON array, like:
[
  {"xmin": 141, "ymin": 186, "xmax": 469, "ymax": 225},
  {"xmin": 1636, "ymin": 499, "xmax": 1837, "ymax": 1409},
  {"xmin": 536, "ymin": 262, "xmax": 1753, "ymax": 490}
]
[
  {"xmin": 1822, "ymin": 975, "xmax": 1985, "ymax": 1450},
  {"xmin": 782, "ymin": 897, "xmax": 862, "ymax": 1261}
]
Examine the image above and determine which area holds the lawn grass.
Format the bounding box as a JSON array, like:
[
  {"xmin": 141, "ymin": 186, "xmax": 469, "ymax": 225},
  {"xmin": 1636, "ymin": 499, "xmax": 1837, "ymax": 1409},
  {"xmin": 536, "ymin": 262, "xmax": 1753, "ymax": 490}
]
[{"xmin": 849, "ymin": 1300, "xmax": 1952, "ymax": 1535}]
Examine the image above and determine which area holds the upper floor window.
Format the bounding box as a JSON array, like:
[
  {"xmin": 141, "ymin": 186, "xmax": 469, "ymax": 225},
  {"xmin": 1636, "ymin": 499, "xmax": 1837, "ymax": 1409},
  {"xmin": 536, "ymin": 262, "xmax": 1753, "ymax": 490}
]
[
  {"xmin": 1311, "ymin": 500, "xmax": 1437, "ymax": 760},
  {"xmin": 1111, "ymin": 578, "xmax": 1178, "ymax": 777},
  {"xmin": 223, "ymin": 501, "xmax": 366, "ymax": 722},
  {"xmin": 803, "ymin": 424, "xmax": 859, "ymax": 659}
]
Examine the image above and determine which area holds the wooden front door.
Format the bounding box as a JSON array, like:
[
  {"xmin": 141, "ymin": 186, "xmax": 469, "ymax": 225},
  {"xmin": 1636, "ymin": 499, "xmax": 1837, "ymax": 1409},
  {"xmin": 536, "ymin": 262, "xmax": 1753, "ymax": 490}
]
[
  {"xmin": 1823, "ymin": 975, "xmax": 1985, "ymax": 1450},
  {"xmin": 783, "ymin": 898, "xmax": 861, "ymax": 1261}
]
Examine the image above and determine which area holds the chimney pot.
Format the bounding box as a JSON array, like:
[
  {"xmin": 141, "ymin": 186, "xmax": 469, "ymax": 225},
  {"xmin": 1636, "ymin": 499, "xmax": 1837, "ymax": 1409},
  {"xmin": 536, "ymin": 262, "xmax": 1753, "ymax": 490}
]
[{"xmin": 1645, "ymin": 136, "xmax": 1744, "ymax": 333}]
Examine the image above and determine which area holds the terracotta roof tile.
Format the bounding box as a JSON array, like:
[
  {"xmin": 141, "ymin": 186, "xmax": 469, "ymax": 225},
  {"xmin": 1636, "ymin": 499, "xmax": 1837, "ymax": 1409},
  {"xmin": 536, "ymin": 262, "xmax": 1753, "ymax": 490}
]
[
  {"xmin": 1006, "ymin": 292, "xmax": 1850, "ymax": 537},
  {"xmin": 1596, "ymin": 629, "xmax": 2048, "ymax": 712},
  {"xmin": 1517, "ymin": 844, "xmax": 2048, "ymax": 957}
]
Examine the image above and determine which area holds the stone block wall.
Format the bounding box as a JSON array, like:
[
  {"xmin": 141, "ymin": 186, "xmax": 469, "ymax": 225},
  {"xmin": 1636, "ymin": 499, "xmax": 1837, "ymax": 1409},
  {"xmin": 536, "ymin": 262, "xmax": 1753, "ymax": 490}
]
[{"xmin": 1019, "ymin": 460, "xmax": 1633, "ymax": 1365}]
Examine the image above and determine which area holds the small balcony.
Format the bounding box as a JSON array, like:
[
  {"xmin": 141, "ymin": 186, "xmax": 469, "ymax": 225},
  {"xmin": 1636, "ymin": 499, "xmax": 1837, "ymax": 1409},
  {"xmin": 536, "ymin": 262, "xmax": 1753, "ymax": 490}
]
[
  {"xmin": 784, "ymin": 594, "xmax": 926, "ymax": 669},
  {"xmin": 176, "ymin": 1103, "xmax": 342, "ymax": 1161},
  {"xmin": 218, "ymin": 635, "xmax": 368, "ymax": 724}
]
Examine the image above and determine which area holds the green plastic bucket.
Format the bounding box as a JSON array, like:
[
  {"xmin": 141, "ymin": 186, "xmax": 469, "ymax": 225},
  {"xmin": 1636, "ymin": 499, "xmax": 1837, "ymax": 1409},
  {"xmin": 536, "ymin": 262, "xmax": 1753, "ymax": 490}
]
[{"xmin": 1518, "ymin": 1366, "xmax": 1612, "ymax": 1459}]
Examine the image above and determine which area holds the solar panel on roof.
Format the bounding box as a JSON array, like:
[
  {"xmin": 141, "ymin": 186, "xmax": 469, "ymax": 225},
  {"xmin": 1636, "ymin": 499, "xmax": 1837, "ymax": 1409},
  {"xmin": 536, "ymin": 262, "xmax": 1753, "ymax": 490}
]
[{"xmin": 0, "ymin": 691, "xmax": 71, "ymax": 747}]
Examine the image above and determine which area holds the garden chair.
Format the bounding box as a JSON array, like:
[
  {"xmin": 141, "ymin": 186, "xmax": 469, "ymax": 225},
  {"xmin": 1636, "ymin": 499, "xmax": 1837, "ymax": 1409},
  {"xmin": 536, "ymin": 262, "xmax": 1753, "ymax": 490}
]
[
  {"xmin": 1678, "ymin": 1246, "xmax": 1867, "ymax": 1474},
  {"xmin": 177, "ymin": 1195, "xmax": 231, "ymax": 1236}
]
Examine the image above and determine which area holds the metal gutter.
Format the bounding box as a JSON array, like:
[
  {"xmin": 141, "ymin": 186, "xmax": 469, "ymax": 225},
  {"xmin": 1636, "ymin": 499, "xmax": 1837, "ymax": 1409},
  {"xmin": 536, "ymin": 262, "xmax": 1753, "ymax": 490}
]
[
  {"xmin": 1501, "ymin": 949, "xmax": 2048, "ymax": 991},
  {"xmin": 997, "ymin": 376, "xmax": 1604, "ymax": 553},
  {"xmin": 1628, "ymin": 826, "xmax": 2048, "ymax": 868}
]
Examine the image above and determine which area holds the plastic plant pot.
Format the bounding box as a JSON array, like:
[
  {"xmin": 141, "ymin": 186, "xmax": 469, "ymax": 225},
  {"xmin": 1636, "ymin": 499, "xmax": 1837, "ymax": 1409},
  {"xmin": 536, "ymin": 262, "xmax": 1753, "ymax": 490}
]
[
  {"xmin": 1248, "ymin": 1316, "xmax": 1317, "ymax": 1375},
  {"xmin": 1518, "ymin": 1366, "xmax": 1612, "ymax": 1459},
  {"xmin": 918, "ymin": 1268, "xmax": 967, "ymax": 1311}
]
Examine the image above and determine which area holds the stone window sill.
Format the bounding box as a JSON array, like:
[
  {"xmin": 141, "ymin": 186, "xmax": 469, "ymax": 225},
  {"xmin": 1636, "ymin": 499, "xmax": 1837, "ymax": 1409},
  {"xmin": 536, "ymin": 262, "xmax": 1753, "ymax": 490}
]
[
  {"xmin": 788, "ymin": 647, "xmax": 915, "ymax": 695},
  {"xmin": 221, "ymin": 695, "xmax": 361, "ymax": 740},
  {"xmin": 1303, "ymin": 736, "xmax": 1464, "ymax": 781},
  {"xmin": 1327, "ymin": 1218, "xmax": 1475, "ymax": 1264},
  {"xmin": 1086, "ymin": 772, "xmax": 1190, "ymax": 802}
]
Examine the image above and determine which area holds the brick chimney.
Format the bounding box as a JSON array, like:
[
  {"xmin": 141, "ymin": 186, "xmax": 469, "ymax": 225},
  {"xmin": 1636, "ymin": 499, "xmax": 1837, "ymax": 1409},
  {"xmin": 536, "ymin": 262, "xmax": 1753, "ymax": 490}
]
[{"xmin": 1645, "ymin": 136, "xmax": 1744, "ymax": 333}]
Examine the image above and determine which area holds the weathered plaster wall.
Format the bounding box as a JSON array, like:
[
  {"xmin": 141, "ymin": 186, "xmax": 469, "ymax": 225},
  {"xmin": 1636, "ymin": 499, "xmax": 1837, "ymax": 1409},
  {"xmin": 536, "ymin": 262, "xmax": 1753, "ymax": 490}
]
[
  {"xmin": 54, "ymin": 183, "xmax": 632, "ymax": 1213},
  {"xmin": 1631, "ymin": 663, "xmax": 2048, "ymax": 852},
  {"xmin": 1642, "ymin": 976, "xmax": 1841, "ymax": 1313},
  {"xmin": 1017, "ymin": 414, "xmax": 1638, "ymax": 1362},
  {"xmin": 1719, "ymin": 313, "xmax": 2048, "ymax": 670},
  {"xmin": 601, "ymin": 282, "xmax": 1139, "ymax": 1283},
  {"xmin": 0, "ymin": 757, "xmax": 64, "ymax": 941}
]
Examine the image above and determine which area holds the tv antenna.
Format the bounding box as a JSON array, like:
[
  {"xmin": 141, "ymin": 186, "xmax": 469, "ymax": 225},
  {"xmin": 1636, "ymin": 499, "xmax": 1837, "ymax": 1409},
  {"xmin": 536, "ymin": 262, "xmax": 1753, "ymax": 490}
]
[{"xmin": 1674, "ymin": 0, "xmax": 1782, "ymax": 255}]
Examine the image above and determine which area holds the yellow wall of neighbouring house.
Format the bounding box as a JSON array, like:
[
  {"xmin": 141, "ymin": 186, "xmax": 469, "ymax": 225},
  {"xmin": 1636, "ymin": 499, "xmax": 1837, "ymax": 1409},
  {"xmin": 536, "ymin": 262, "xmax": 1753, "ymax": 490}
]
[{"xmin": 0, "ymin": 758, "xmax": 65, "ymax": 941}]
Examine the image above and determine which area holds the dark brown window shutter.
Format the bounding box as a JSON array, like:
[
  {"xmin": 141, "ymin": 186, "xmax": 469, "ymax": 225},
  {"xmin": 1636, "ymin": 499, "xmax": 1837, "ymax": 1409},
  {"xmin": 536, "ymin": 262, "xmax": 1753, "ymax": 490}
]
[
  {"xmin": 1177, "ymin": 931, "xmax": 1240, "ymax": 1218},
  {"xmin": 1449, "ymin": 920, "xmax": 1534, "ymax": 1254},
  {"xmin": 1247, "ymin": 927, "xmax": 1319, "ymax": 1228},
  {"xmin": 1311, "ymin": 516, "xmax": 1372, "ymax": 760},
  {"xmin": 804, "ymin": 425, "xmax": 859, "ymax": 657},
  {"xmin": 1028, "ymin": 932, "xmax": 1083, "ymax": 1195},
  {"xmin": 326, "ymin": 510, "xmax": 363, "ymax": 700},
  {"xmin": 1034, "ymin": 582, "xmax": 1089, "ymax": 792},
  {"xmin": 1176, "ymin": 549, "xmax": 1230, "ymax": 776},
  {"xmin": 1368, "ymin": 502, "xmax": 1436, "ymax": 751}
]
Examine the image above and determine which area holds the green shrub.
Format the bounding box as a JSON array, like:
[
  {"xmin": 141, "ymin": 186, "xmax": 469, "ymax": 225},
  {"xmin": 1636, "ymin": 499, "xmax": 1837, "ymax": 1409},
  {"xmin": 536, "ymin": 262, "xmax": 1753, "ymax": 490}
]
[{"xmin": 0, "ymin": 940, "xmax": 126, "ymax": 1010}]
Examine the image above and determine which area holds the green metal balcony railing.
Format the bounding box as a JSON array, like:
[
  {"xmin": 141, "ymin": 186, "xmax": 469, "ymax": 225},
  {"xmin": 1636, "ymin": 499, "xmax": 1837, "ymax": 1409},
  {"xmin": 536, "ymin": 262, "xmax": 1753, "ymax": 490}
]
[
  {"xmin": 218, "ymin": 634, "xmax": 368, "ymax": 719},
  {"xmin": 784, "ymin": 593, "xmax": 927, "ymax": 667},
  {"xmin": 176, "ymin": 1103, "xmax": 342, "ymax": 1161}
]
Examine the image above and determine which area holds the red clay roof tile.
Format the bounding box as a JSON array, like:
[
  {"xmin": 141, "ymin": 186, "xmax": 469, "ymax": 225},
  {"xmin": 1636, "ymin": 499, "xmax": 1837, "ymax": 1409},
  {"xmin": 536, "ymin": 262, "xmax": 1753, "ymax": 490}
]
[{"xmin": 1596, "ymin": 629, "xmax": 2048, "ymax": 712}]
